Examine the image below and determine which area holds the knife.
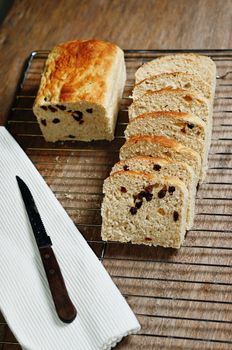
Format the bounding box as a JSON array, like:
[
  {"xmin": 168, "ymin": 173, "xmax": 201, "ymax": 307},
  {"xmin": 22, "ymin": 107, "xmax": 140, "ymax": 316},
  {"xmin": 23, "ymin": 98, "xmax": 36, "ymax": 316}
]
[{"xmin": 16, "ymin": 176, "xmax": 77, "ymax": 323}]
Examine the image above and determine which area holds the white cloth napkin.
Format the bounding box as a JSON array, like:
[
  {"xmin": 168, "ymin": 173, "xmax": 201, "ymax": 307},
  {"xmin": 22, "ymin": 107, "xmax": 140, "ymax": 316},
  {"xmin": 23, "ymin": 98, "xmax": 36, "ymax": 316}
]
[{"xmin": 0, "ymin": 127, "xmax": 140, "ymax": 350}]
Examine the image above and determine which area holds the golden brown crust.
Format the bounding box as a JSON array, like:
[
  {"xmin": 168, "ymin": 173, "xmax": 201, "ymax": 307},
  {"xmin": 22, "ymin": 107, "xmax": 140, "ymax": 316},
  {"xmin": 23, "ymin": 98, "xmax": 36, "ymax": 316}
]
[
  {"xmin": 109, "ymin": 170, "xmax": 187, "ymax": 189},
  {"xmin": 113, "ymin": 156, "xmax": 194, "ymax": 174},
  {"xmin": 34, "ymin": 39, "xmax": 122, "ymax": 106},
  {"xmin": 140, "ymin": 53, "xmax": 216, "ymax": 71},
  {"xmin": 140, "ymin": 87, "xmax": 209, "ymax": 105},
  {"xmin": 110, "ymin": 169, "xmax": 155, "ymax": 180},
  {"xmin": 127, "ymin": 111, "xmax": 205, "ymax": 129},
  {"xmin": 155, "ymin": 53, "xmax": 214, "ymax": 61},
  {"xmin": 126, "ymin": 135, "xmax": 181, "ymax": 148},
  {"xmin": 134, "ymin": 71, "xmax": 211, "ymax": 87},
  {"xmin": 124, "ymin": 135, "xmax": 200, "ymax": 158},
  {"xmin": 113, "ymin": 156, "xmax": 171, "ymax": 166},
  {"xmin": 128, "ymin": 111, "xmax": 189, "ymax": 122},
  {"xmin": 145, "ymin": 87, "xmax": 190, "ymax": 95}
]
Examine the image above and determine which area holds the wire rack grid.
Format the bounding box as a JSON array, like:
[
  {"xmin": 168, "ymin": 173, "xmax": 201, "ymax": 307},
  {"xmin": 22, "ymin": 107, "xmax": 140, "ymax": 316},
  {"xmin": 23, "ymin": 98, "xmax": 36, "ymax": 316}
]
[{"xmin": 1, "ymin": 49, "xmax": 232, "ymax": 349}]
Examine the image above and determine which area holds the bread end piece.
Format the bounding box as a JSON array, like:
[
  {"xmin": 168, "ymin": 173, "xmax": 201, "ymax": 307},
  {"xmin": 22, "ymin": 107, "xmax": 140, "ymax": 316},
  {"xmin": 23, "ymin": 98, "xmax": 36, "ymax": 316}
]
[{"xmin": 33, "ymin": 39, "xmax": 126, "ymax": 142}]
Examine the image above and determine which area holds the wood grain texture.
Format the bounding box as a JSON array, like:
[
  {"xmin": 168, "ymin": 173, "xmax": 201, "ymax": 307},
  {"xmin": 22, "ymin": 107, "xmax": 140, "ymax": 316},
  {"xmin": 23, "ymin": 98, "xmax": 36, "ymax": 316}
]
[
  {"xmin": 39, "ymin": 247, "xmax": 77, "ymax": 323},
  {"xmin": 1, "ymin": 0, "xmax": 232, "ymax": 348},
  {"xmin": 1, "ymin": 49, "xmax": 232, "ymax": 350},
  {"xmin": 0, "ymin": 0, "xmax": 232, "ymax": 121}
]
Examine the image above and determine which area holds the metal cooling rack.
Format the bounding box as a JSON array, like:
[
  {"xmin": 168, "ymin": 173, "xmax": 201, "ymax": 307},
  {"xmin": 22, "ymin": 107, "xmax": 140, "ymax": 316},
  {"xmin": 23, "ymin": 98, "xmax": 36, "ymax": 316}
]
[{"xmin": 1, "ymin": 49, "xmax": 232, "ymax": 349}]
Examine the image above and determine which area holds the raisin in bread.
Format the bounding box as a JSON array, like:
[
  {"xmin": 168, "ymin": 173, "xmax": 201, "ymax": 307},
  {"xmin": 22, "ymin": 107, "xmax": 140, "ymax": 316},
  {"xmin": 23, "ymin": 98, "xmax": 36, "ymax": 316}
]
[
  {"xmin": 132, "ymin": 72, "xmax": 213, "ymax": 102},
  {"xmin": 101, "ymin": 170, "xmax": 188, "ymax": 248},
  {"xmin": 111, "ymin": 156, "xmax": 196, "ymax": 230},
  {"xmin": 125, "ymin": 111, "xmax": 208, "ymax": 180},
  {"xmin": 33, "ymin": 39, "xmax": 126, "ymax": 142},
  {"xmin": 135, "ymin": 53, "xmax": 216, "ymax": 97},
  {"xmin": 120, "ymin": 135, "xmax": 201, "ymax": 181}
]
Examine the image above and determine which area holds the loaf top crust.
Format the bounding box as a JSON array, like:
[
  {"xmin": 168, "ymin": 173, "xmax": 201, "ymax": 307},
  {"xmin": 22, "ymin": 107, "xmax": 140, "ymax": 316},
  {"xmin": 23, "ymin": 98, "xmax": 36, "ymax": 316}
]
[
  {"xmin": 111, "ymin": 156, "xmax": 194, "ymax": 178},
  {"xmin": 34, "ymin": 39, "xmax": 124, "ymax": 106},
  {"xmin": 143, "ymin": 86, "xmax": 203, "ymax": 98},
  {"xmin": 127, "ymin": 110, "xmax": 205, "ymax": 126},
  {"xmin": 135, "ymin": 53, "xmax": 216, "ymax": 83},
  {"xmin": 134, "ymin": 71, "xmax": 211, "ymax": 88},
  {"xmin": 110, "ymin": 169, "xmax": 155, "ymax": 180},
  {"xmin": 108, "ymin": 169, "xmax": 187, "ymax": 190},
  {"xmin": 112, "ymin": 155, "xmax": 172, "ymax": 167},
  {"xmin": 123, "ymin": 135, "xmax": 199, "ymax": 156},
  {"xmin": 129, "ymin": 87, "xmax": 209, "ymax": 110},
  {"xmin": 157, "ymin": 53, "xmax": 216, "ymax": 69},
  {"xmin": 138, "ymin": 53, "xmax": 216, "ymax": 72}
]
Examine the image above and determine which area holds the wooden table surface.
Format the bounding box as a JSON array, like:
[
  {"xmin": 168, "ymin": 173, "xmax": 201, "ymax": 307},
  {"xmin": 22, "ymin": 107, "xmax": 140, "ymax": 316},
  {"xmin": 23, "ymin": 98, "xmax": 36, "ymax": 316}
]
[{"xmin": 1, "ymin": 1, "xmax": 232, "ymax": 349}]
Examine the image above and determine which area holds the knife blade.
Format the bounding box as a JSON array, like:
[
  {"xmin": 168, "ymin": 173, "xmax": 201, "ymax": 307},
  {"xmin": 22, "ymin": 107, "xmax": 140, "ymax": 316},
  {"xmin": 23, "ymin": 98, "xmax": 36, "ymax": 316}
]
[{"xmin": 16, "ymin": 176, "xmax": 77, "ymax": 323}]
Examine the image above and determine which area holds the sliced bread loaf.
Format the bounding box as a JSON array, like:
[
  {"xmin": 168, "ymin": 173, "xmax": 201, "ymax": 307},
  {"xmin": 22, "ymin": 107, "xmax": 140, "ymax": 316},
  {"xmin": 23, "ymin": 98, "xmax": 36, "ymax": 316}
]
[
  {"xmin": 111, "ymin": 156, "xmax": 196, "ymax": 229},
  {"xmin": 119, "ymin": 135, "xmax": 202, "ymax": 181},
  {"xmin": 135, "ymin": 53, "xmax": 216, "ymax": 94},
  {"xmin": 101, "ymin": 170, "xmax": 188, "ymax": 248},
  {"xmin": 125, "ymin": 111, "xmax": 208, "ymax": 180},
  {"xmin": 132, "ymin": 72, "xmax": 213, "ymax": 102}
]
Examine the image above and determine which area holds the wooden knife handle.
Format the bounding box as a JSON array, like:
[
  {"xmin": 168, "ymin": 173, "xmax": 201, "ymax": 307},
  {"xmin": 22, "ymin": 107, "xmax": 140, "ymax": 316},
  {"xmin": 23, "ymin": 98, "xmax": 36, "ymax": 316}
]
[{"xmin": 39, "ymin": 246, "xmax": 77, "ymax": 323}]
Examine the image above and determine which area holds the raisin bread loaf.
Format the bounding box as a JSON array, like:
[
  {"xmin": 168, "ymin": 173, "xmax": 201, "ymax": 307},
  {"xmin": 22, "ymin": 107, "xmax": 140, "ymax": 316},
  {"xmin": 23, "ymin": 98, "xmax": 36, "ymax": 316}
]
[
  {"xmin": 135, "ymin": 53, "xmax": 216, "ymax": 95},
  {"xmin": 125, "ymin": 111, "xmax": 208, "ymax": 180},
  {"xmin": 101, "ymin": 170, "xmax": 188, "ymax": 248},
  {"xmin": 33, "ymin": 39, "xmax": 126, "ymax": 142},
  {"xmin": 132, "ymin": 72, "xmax": 213, "ymax": 102},
  {"xmin": 111, "ymin": 156, "xmax": 196, "ymax": 229},
  {"xmin": 120, "ymin": 135, "xmax": 201, "ymax": 181}
]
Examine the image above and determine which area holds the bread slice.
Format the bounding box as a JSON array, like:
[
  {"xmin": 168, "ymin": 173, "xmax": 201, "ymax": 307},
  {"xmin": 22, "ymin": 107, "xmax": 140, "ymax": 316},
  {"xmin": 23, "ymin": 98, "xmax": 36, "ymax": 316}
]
[
  {"xmin": 119, "ymin": 135, "xmax": 201, "ymax": 181},
  {"xmin": 33, "ymin": 39, "xmax": 126, "ymax": 142},
  {"xmin": 125, "ymin": 111, "xmax": 208, "ymax": 180},
  {"xmin": 128, "ymin": 88, "xmax": 212, "ymax": 144},
  {"xmin": 111, "ymin": 156, "xmax": 196, "ymax": 229},
  {"xmin": 135, "ymin": 53, "xmax": 216, "ymax": 96},
  {"xmin": 132, "ymin": 72, "xmax": 213, "ymax": 102},
  {"xmin": 101, "ymin": 170, "xmax": 188, "ymax": 248},
  {"xmin": 129, "ymin": 87, "xmax": 210, "ymax": 122}
]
